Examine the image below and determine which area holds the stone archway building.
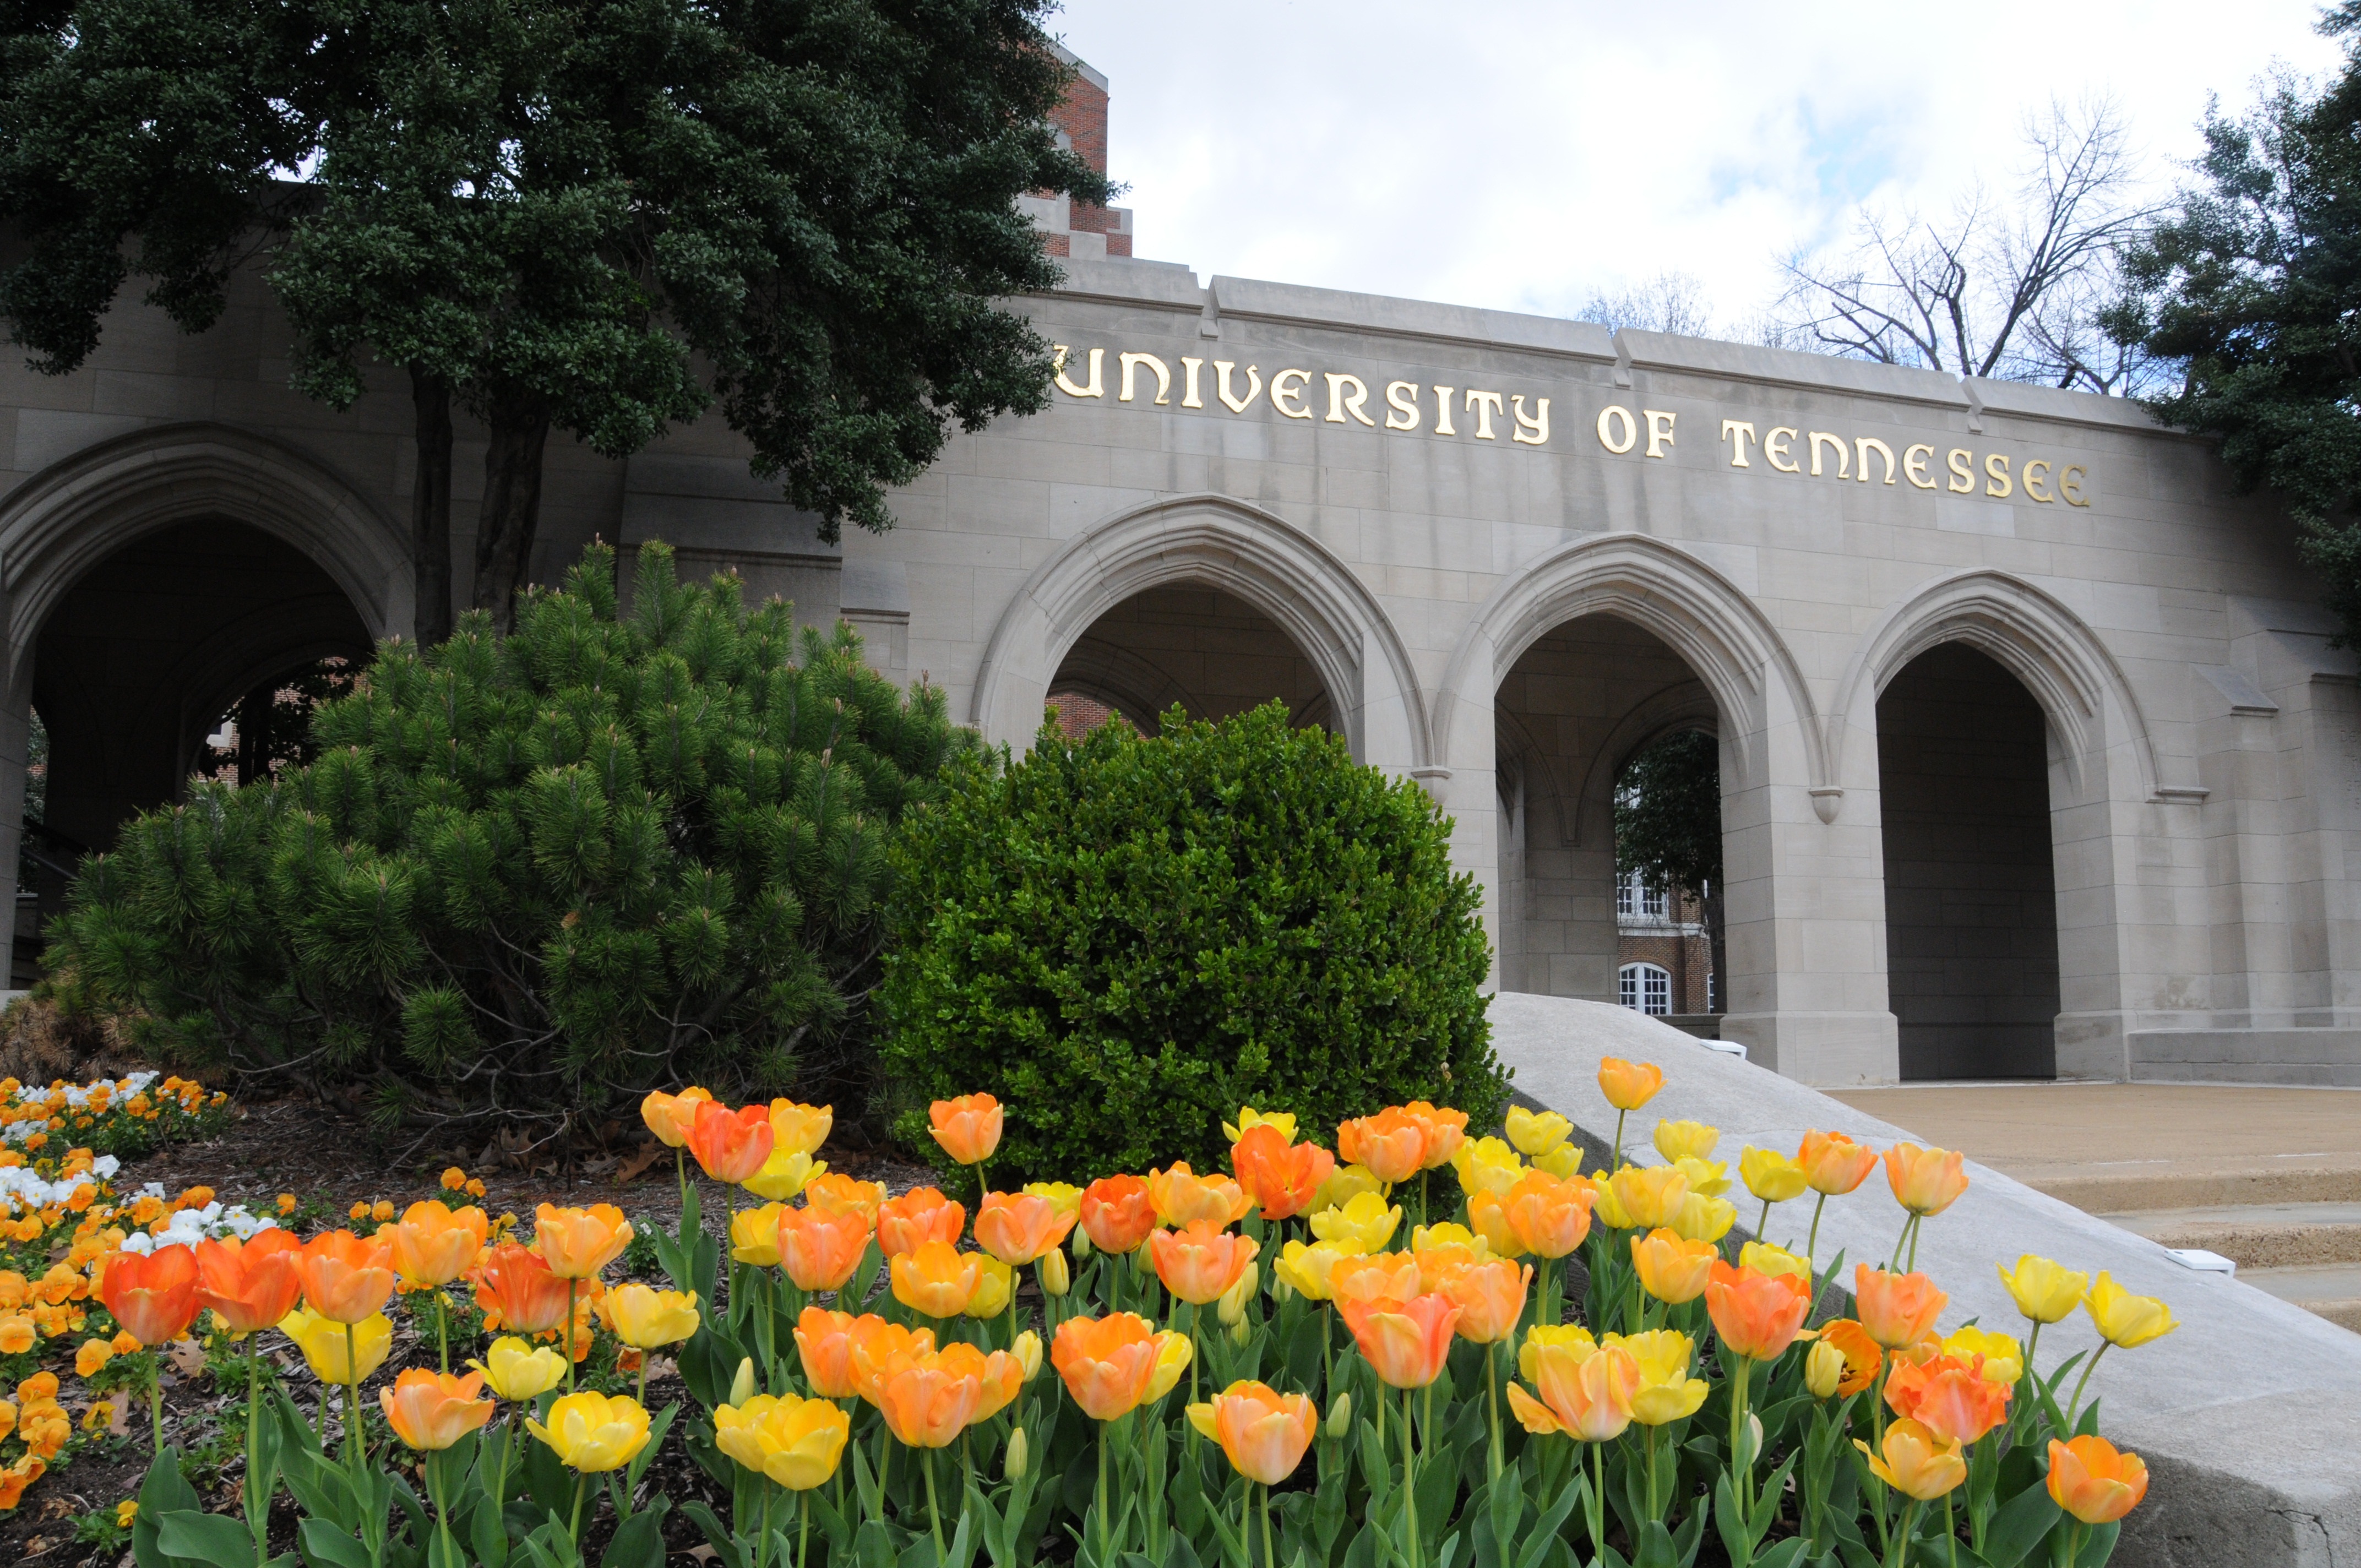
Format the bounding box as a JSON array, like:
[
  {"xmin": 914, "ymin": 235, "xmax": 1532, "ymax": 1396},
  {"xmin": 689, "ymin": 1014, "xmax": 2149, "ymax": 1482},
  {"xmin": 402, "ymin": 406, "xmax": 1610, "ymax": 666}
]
[{"xmin": 2, "ymin": 161, "xmax": 2353, "ymax": 1090}]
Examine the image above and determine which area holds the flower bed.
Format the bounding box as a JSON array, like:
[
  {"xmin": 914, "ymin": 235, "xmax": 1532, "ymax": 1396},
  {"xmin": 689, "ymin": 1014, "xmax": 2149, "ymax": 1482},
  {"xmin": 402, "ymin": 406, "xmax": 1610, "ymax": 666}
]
[{"xmin": 51, "ymin": 1060, "xmax": 2159, "ymax": 1568}]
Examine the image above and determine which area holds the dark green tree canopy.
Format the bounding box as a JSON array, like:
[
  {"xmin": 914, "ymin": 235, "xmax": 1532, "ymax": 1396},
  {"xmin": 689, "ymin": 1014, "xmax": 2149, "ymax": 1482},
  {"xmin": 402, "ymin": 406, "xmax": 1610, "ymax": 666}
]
[
  {"xmin": 1614, "ymin": 728, "xmax": 1720, "ymax": 902},
  {"xmin": 2114, "ymin": 4, "xmax": 2361, "ymax": 641},
  {"xmin": 47, "ymin": 541, "xmax": 967, "ymax": 1145},
  {"xmin": 879, "ymin": 704, "xmax": 1505, "ymax": 1184}
]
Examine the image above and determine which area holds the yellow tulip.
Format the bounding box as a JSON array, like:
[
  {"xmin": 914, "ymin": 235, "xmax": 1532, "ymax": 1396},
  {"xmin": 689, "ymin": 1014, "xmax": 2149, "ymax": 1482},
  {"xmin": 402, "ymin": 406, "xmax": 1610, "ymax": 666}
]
[
  {"xmin": 1629, "ymin": 1229, "xmax": 1716, "ymax": 1305},
  {"xmin": 1608, "ymin": 1329, "xmax": 1709, "ymax": 1426},
  {"xmin": 1652, "ymin": 1120, "xmax": 1719, "ymax": 1163},
  {"xmin": 1805, "ymin": 1338, "xmax": 1846, "ymax": 1398},
  {"xmin": 1309, "ymin": 1163, "xmax": 1383, "ymax": 1215},
  {"xmin": 1021, "ymin": 1181, "xmax": 1084, "ymax": 1216},
  {"xmin": 1857, "ymin": 1419, "xmax": 1967, "ymax": 1501},
  {"xmin": 741, "ymin": 1150, "xmax": 825, "ymax": 1203},
  {"xmin": 1674, "ymin": 1156, "xmax": 1732, "ymax": 1200},
  {"xmin": 1272, "ymin": 1239, "xmax": 1364, "ymax": 1301},
  {"xmin": 1608, "ymin": 1166, "xmax": 1689, "ymax": 1230},
  {"xmin": 1588, "ymin": 1170, "xmax": 1631, "ymax": 1229},
  {"xmin": 599, "ymin": 1283, "xmax": 701, "ymax": 1349},
  {"xmin": 1504, "ymin": 1106, "xmax": 1571, "ymax": 1157},
  {"xmin": 1996, "ymin": 1255, "xmax": 2088, "ymax": 1325},
  {"xmin": 1222, "ymin": 1108, "xmax": 1298, "ymax": 1144},
  {"xmin": 529, "ymin": 1391, "xmax": 653, "ymax": 1472},
  {"xmin": 1517, "ymin": 1322, "xmax": 1597, "ymax": 1382},
  {"xmin": 1532, "ymin": 1144, "xmax": 1586, "ymax": 1183},
  {"xmin": 1941, "ymin": 1326, "xmax": 2023, "ymax": 1386},
  {"xmin": 2083, "ymin": 1274, "xmax": 2177, "ymax": 1349},
  {"xmin": 965, "ymin": 1256, "xmax": 1016, "ymax": 1320},
  {"xmin": 1039, "ymin": 1248, "xmax": 1071, "ymax": 1297},
  {"xmin": 1449, "ymin": 1137, "xmax": 1525, "ymax": 1199},
  {"xmin": 1739, "ymin": 1148, "xmax": 1808, "ymax": 1204},
  {"xmin": 1738, "ymin": 1241, "xmax": 1810, "ymax": 1281},
  {"xmin": 766, "ymin": 1100, "xmax": 834, "ymax": 1157},
  {"xmin": 1409, "ymin": 1221, "xmax": 1487, "ymax": 1254},
  {"xmin": 730, "ymin": 1203, "xmax": 786, "ymax": 1266},
  {"xmin": 469, "ymin": 1336, "xmax": 568, "ymax": 1401},
  {"xmin": 1010, "ymin": 1330, "xmax": 1043, "ymax": 1381},
  {"xmin": 1144, "ymin": 1331, "xmax": 1194, "ymax": 1401},
  {"xmin": 714, "ymin": 1393, "xmax": 850, "ymax": 1489},
  {"xmin": 1669, "ymin": 1193, "xmax": 1737, "ymax": 1244},
  {"xmin": 278, "ymin": 1307, "xmax": 393, "ymax": 1385},
  {"xmin": 1309, "ymin": 1191, "xmax": 1402, "ymax": 1252}
]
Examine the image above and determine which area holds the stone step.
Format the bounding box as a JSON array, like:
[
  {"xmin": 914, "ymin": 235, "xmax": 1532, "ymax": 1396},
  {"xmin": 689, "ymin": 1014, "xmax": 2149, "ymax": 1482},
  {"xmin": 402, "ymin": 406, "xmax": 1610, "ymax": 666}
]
[
  {"xmin": 2100, "ymin": 1201, "xmax": 2361, "ymax": 1270},
  {"xmin": 2238, "ymin": 1261, "xmax": 2361, "ymax": 1334},
  {"xmin": 2028, "ymin": 1163, "xmax": 2361, "ymax": 1214}
]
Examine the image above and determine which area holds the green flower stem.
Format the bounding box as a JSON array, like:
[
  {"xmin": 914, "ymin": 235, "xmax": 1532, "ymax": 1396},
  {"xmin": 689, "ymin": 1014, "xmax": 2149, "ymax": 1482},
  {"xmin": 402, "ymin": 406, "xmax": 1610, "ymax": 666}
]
[
  {"xmin": 436, "ymin": 1293, "xmax": 449, "ymax": 1374},
  {"xmin": 427, "ymin": 1449, "xmax": 455, "ymax": 1565},
  {"xmin": 1805, "ymin": 1193, "xmax": 1829, "ymax": 1277},
  {"xmin": 1483, "ymin": 1341, "xmax": 1502, "ymax": 1480},
  {"xmin": 492, "ymin": 1414, "xmax": 515, "ymax": 1523},
  {"xmin": 1728, "ymin": 1355, "xmax": 1753, "ymax": 1521},
  {"xmin": 755, "ymin": 1484, "xmax": 773, "ymax": 1568},
  {"xmin": 1756, "ymin": 1196, "xmax": 1774, "ymax": 1249},
  {"xmin": 923, "ymin": 1447, "xmax": 947, "ymax": 1565},
  {"xmin": 565, "ymin": 1278, "xmax": 579, "ymax": 1393},
  {"xmin": 1645, "ymin": 1423, "xmax": 1660, "ymax": 1522},
  {"xmin": 798, "ymin": 1491, "xmax": 810, "ymax": 1568},
  {"xmin": 246, "ymin": 1353, "xmax": 268, "ymax": 1567},
  {"xmin": 1588, "ymin": 1441, "xmax": 1609, "ymax": 1565},
  {"xmin": 1881, "ymin": 1498, "xmax": 1919, "ymax": 1568},
  {"xmin": 1259, "ymin": 1482, "xmax": 1275, "ymax": 1568},
  {"xmin": 1907, "ymin": 1215, "xmax": 1923, "ymax": 1273},
  {"xmin": 1613, "ymin": 1110, "xmax": 1629, "ymax": 1168},
  {"xmin": 569, "ymin": 1472, "xmax": 588, "ymax": 1551},
  {"xmin": 1400, "ymin": 1386, "xmax": 1419, "ymax": 1568},
  {"xmin": 2065, "ymin": 1342, "xmax": 2110, "ymax": 1429},
  {"xmin": 1096, "ymin": 1419, "xmax": 1112, "ymax": 1565},
  {"xmin": 343, "ymin": 1323, "xmax": 366, "ymax": 1470}
]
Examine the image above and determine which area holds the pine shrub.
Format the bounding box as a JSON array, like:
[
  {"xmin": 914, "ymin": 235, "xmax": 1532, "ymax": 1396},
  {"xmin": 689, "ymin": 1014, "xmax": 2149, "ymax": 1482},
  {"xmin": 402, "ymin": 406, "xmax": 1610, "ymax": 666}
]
[
  {"xmin": 879, "ymin": 703, "xmax": 1504, "ymax": 1184},
  {"xmin": 46, "ymin": 541, "xmax": 966, "ymax": 1141}
]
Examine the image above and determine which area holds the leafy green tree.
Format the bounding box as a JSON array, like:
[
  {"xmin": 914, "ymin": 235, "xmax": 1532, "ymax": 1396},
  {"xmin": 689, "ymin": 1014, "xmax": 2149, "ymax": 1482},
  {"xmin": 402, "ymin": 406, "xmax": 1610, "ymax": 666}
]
[
  {"xmin": 44, "ymin": 541, "xmax": 966, "ymax": 1145},
  {"xmin": 2113, "ymin": 7, "xmax": 2361, "ymax": 642},
  {"xmin": 0, "ymin": 0, "xmax": 1111, "ymax": 636},
  {"xmin": 1614, "ymin": 729, "xmax": 1724, "ymax": 1010},
  {"xmin": 880, "ymin": 703, "xmax": 1504, "ymax": 1185}
]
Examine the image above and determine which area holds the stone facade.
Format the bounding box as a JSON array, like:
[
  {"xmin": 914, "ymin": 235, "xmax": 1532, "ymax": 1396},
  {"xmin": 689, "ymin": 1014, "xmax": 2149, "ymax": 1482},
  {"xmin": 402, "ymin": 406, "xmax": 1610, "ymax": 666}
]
[{"xmin": 3, "ymin": 136, "xmax": 2357, "ymax": 1088}]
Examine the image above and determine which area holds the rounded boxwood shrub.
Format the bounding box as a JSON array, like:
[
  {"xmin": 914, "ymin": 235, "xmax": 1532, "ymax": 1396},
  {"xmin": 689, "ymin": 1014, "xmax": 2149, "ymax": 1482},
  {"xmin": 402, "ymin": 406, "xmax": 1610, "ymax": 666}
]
[{"xmin": 879, "ymin": 702, "xmax": 1504, "ymax": 1183}]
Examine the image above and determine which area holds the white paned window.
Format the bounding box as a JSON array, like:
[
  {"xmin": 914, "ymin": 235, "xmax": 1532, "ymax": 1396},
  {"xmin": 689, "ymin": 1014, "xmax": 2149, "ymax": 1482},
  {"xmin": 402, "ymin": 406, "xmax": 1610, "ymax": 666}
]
[{"xmin": 1619, "ymin": 961, "xmax": 1672, "ymax": 1015}]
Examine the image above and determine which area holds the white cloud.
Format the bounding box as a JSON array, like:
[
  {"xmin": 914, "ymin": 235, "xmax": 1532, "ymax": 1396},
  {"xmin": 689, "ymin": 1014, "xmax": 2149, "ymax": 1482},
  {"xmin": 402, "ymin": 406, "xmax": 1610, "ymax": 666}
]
[{"xmin": 1051, "ymin": 0, "xmax": 2343, "ymax": 330}]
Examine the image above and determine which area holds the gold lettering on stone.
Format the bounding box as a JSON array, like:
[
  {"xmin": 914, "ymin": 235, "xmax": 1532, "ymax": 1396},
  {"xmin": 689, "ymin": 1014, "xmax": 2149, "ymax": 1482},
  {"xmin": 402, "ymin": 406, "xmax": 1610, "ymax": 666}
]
[
  {"xmin": 1722, "ymin": 420, "xmax": 1758, "ymax": 466},
  {"xmin": 1271, "ymin": 369, "xmax": 1314, "ymax": 419},
  {"xmin": 1598, "ymin": 406, "xmax": 1638, "ymax": 454},
  {"xmin": 1325, "ymin": 373, "xmax": 1375, "ymax": 426},
  {"xmin": 1905, "ymin": 443, "xmax": 1936, "ymax": 489},
  {"xmin": 1180, "ymin": 357, "xmax": 1205, "ymax": 409},
  {"xmin": 2022, "ymin": 459, "xmax": 2054, "ymax": 503},
  {"xmin": 1512, "ymin": 395, "xmax": 1550, "ymax": 445},
  {"xmin": 1214, "ymin": 362, "xmax": 1262, "ymax": 413},
  {"xmin": 1053, "ymin": 345, "xmax": 1103, "ymax": 398},
  {"xmin": 1465, "ymin": 390, "xmax": 1505, "ymax": 439},
  {"xmin": 1644, "ymin": 410, "xmax": 1676, "ymax": 458},
  {"xmin": 1385, "ymin": 381, "xmax": 1423, "ymax": 431},
  {"xmin": 1946, "ymin": 449, "xmax": 1975, "ymax": 493},
  {"xmin": 1984, "ymin": 452, "xmax": 2014, "ymax": 498},
  {"xmin": 1855, "ymin": 437, "xmax": 1897, "ymax": 485},
  {"xmin": 2059, "ymin": 465, "xmax": 2091, "ymax": 507},
  {"xmin": 1765, "ymin": 427, "xmax": 1799, "ymax": 472},
  {"xmin": 1119, "ymin": 352, "xmax": 1171, "ymax": 405},
  {"xmin": 1432, "ymin": 386, "xmax": 1457, "ymax": 435},
  {"xmin": 1809, "ymin": 431, "xmax": 1849, "ymax": 478}
]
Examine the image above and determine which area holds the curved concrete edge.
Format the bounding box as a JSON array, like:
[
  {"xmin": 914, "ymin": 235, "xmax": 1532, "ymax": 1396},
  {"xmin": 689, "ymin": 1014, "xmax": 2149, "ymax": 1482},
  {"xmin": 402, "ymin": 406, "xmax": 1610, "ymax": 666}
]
[{"xmin": 1487, "ymin": 991, "xmax": 2361, "ymax": 1568}]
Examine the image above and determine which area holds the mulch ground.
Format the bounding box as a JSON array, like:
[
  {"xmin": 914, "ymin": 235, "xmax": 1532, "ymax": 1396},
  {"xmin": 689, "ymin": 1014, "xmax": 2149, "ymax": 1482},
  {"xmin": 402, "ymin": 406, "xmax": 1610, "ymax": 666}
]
[{"xmin": 1, "ymin": 1095, "xmax": 942, "ymax": 1566}]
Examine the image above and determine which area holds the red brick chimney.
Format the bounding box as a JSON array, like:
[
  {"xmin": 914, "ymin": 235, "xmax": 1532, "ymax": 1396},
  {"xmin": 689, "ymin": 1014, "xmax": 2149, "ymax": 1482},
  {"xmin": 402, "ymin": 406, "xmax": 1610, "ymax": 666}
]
[{"xmin": 1022, "ymin": 44, "xmax": 1133, "ymax": 259}]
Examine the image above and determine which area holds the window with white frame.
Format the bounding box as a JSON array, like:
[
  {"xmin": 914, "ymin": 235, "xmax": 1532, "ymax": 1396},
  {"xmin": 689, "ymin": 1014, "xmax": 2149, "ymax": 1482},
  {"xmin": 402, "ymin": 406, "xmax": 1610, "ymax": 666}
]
[
  {"xmin": 1617, "ymin": 869, "xmax": 1668, "ymax": 922},
  {"xmin": 1619, "ymin": 961, "xmax": 1672, "ymax": 1015}
]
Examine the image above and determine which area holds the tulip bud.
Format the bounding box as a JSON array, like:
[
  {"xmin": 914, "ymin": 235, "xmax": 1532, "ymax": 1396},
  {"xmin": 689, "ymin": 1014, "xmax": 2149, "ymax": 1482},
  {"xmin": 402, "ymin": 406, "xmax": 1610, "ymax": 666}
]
[
  {"xmin": 1228, "ymin": 1319, "xmax": 1250, "ymax": 1346},
  {"xmin": 1805, "ymin": 1339, "xmax": 1845, "ymax": 1400},
  {"xmin": 1132, "ymin": 1242, "xmax": 1155, "ymax": 1276},
  {"xmin": 1272, "ymin": 1277, "xmax": 1295, "ymax": 1303},
  {"xmin": 1070, "ymin": 1226, "xmax": 1093, "ymax": 1260},
  {"xmin": 1326, "ymin": 1392, "xmax": 1351, "ymax": 1439},
  {"xmin": 1004, "ymin": 1427, "xmax": 1029, "ymax": 1482},
  {"xmin": 1040, "ymin": 1248, "xmax": 1070, "ymax": 1297},
  {"xmin": 728, "ymin": 1355, "xmax": 756, "ymax": 1407},
  {"xmin": 1217, "ymin": 1274, "xmax": 1251, "ymax": 1327}
]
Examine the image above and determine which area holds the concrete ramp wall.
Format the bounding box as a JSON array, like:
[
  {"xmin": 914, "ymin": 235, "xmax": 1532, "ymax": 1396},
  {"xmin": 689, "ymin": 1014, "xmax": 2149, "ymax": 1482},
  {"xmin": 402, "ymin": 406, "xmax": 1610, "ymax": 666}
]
[{"xmin": 1490, "ymin": 990, "xmax": 2361, "ymax": 1567}]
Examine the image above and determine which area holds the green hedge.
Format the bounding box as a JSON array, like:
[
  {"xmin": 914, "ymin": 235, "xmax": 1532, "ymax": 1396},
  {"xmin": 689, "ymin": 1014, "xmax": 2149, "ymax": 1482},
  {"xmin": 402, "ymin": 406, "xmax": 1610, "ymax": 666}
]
[{"xmin": 879, "ymin": 703, "xmax": 1504, "ymax": 1183}]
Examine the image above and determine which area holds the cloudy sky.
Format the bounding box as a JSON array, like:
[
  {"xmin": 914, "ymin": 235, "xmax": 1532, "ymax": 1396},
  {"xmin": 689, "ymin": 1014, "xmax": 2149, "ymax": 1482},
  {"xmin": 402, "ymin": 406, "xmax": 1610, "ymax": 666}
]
[{"xmin": 1049, "ymin": 1, "xmax": 2343, "ymax": 333}]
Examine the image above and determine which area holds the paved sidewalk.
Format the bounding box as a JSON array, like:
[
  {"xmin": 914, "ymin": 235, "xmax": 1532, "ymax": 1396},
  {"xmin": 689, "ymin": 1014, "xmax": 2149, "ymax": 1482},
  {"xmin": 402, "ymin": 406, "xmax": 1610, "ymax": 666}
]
[{"xmin": 1822, "ymin": 1082, "xmax": 2361, "ymax": 1208}]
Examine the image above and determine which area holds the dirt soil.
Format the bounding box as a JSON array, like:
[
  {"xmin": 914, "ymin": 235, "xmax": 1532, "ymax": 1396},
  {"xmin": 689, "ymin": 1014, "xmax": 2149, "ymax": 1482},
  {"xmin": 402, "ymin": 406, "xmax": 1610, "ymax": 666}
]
[{"xmin": 1, "ymin": 1094, "xmax": 943, "ymax": 1565}]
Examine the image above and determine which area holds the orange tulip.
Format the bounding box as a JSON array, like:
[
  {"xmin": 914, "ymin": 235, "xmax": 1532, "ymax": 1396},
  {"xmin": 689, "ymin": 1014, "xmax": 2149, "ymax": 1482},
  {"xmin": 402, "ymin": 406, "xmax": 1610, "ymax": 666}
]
[
  {"xmin": 1855, "ymin": 1266, "xmax": 1949, "ymax": 1350},
  {"xmin": 974, "ymin": 1193, "xmax": 1079, "ymax": 1266},
  {"xmin": 890, "ymin": 1241, "xmax": 982, "ymax": 1319},
  {"xmin": 1190, "ymin": 1380, "xmax": 1318, "ymax": 1485},
  {"xmin": 1597, "ymin": 1057, "xmax": 1664, "ymax": 1112},
  {"xmin": 686, "ymin": 1102, "xmax": 775, "ymax": 1184},
  {"xmin": 1329, "ymin": 1251, "xmax": 1423, "ymax": 1313},
  {"xmin": 795, "ymin": 1307, "xmax": 862, "ymax": 1398},
  {"xmin": 876, "ymin": 1355, "xmax": 983, "ymax": 1448},
  {"xmin": 474, "ymin": 1243, "xmax": 575, "ymax": 1335},
  {"xmin": 804, "ymin": 1174, "xmax": 888, "ymax": 1228},
  {"xmin": 1441, "ymin": 1258, "xmax": 1532, "ymax": 1344},
  {"xmin": 877, "ymin": 1189, "xmax": 967, "ymax": 1260},
  {"xmin": 99, "ymin": 1245, "xmax": 199, "ymax": 1346},
  {"xmin": 2046, "ymin": 1435, "xmax": 2149, "ymax": 1525},
  {"xmin": 1336, "ymin": 1109, "xmax": 1428, "ymax": 1185},
  {"xmin": 1630, "ymin": 1228, "xmax": 1716, "ymax": 1305},
  {"xmin": 1464, "ymin": 1190, "xmax": 1525, "ymax": 1259},
  {"xmin": 932, "ymin": 1341, "xmax": 1026, "ymax": 1423},
  {"xmin": 1797, "ymin": 1130, "xmax": 1879, "ymax": 1195},
  {"xmin": 777, "ymin": 1205, "xmax": 871, "ymax": 1292},
  {"xmin": 297, "ymin": 1231, "xmax": 396, "ymax": 1325},
  {"xmin": 1508, "ymin": 1340, "xmax": 1638, "ymax": 1442},
  {"xmin": 1398, "ymin": 1102, "xmax": 1470, "ymax": 1170},
  {"xmin": 1339, "ymin": 1292, "xmax": 1461, "ymax": 1389},
  {"xmin": 1231, "ymin": 1126, "xmax": 1337, "ymax": 1221},
  {"xmin": 1814, "ymin": 1319, "xmax": 1883, "ymax": 1396},
  {"xmin": 1053, "ymin": 1313, "xmax": 1175, "ymax": 1420},
  {"xmin": 1704, "ymin": 1262, "xmax": 1812, "ymax": 1362},
  {"xmin": 1886, "ymin": 1356, "xmax": 2010, "ymax": 1446},
  {"xmin": 534, "ymin": 1205, "xmax": 633, "ymax": 1280},
  {"xmin": 641, "ymin": 1086, "xmax": 712, "ymax": 1147},
  {"xmin": 1884, "ymin": 1144, "xmax": 1970, "ymax": 1217},
  {"xmin": 1147, "ymin": 1163, "xmax": 1250, "ymax": 1228},
  {"xmin": 928, "ymin": 1094, "xmax": 1003, "ymax": 1167},
  {"xmin": 380, "ymin": 1369, "xmax": 495, "ymax": 1451},
  {"xmin": 1079, "ymin": 1175, "xmax": 1158, "ymax": 1255},
  {"xmin": 388, "ymin": 1201, "xmax": 491, "ymax": 1289},
  {"xmin": 1500, "ymin": 1172, "xmax": 1595, "ymax": 1258},
  {"xmin": 1150, "ymin": 1220, "xmax": 1259, "ymax": 1305},
  {"xmin": 191, "ymin": 1231, "xmax": 303, "ymax": 1335},
  {"xmin": 847, "ymin": 1317, "xmax": 937, "ymax": 1406},
  {"xmin": 767, "ymin": 1099, "xmax": 834, "ymax": 1157}
]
